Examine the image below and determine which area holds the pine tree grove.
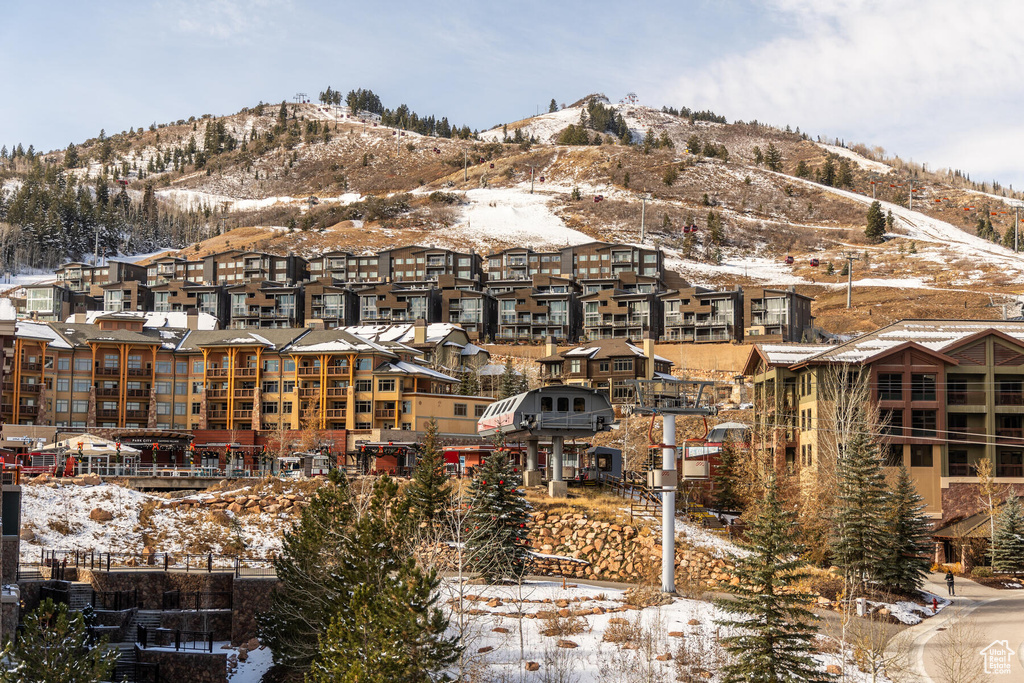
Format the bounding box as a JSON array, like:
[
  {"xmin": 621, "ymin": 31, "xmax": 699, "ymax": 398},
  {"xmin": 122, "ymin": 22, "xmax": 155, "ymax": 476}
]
[
  {"xmin": 992, "ymin": 494, "xmax": 1024, "ymax": 573},
  {"xmin": 830, "ymin": 432, "xmax": 888, "ymax": 591},
  {"xmin": 878, "ymin": 465, "xmax": 931, "ymax": 595}
]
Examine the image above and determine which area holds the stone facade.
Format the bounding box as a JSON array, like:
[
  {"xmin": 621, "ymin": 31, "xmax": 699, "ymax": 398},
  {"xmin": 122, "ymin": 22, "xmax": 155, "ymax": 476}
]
[
  {"xmin": 2, "ymin": 537, "xmax": 17, "ymax": 585},
  {"xmin": 159, "ymin": 610, "xmax": 232, "ymax": 641},
  {"xmin": 137, "ymin": 648, "xmax": 226, "ymax": 683},
  {"xmin": 77, "ymin": 569, "xmax": 234, "ymax": 610},
  {"xmin": 231, "ymin": 578, "xmax": 277, "ymax": 645}
]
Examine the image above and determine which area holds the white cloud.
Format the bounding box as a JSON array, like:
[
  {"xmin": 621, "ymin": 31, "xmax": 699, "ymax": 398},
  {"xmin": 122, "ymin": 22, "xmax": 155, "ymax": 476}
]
[
  {"xmin": 159, "ymin": 0, "xmax": 290, "ymax": 41},
  {"xmin": 656, "ymin": 1, "xmax": 1024, "ymax": 183}
]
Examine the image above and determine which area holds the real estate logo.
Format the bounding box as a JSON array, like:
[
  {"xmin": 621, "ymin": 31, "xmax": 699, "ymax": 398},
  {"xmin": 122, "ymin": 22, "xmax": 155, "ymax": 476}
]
[{"xmin": 979, "ymin": 640, "xmax": 1014, "ymax": 675}]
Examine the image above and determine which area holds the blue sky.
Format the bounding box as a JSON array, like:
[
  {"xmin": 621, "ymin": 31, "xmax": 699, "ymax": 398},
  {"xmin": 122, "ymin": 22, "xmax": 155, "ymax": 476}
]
[{"xmin": 4, "ymin": 1, "xmax": 1024, "ymax": 188}]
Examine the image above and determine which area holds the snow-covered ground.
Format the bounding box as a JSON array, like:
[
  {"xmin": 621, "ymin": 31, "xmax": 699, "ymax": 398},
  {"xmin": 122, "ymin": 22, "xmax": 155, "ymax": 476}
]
[
  {"xmin": 441, "ymin": 186, "xmax": 594, "ymax": 248},
  {"xmin": 156, "ymin": 188, "xmax": 362, "ymax": 213},
  {"xmin": 816, "ymin": 143, "xmax": 893, "ymax": 174},
  {"xmin": 20, "ymin": 481, "xmax": 292, "ymax": 562}
]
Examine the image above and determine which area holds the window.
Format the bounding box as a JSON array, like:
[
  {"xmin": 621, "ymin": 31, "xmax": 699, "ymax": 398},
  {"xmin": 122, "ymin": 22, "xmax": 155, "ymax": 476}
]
[
  {"xmin": 56, "ymin": 378, "xmax": 69, "ymax": 392},
  {"xmin": 58, "ymin": 358, "xmax": 70, "ymax": 371},
  {"xmin": 72, "ymin": 379, "xmax": 90, "ymax": 393},
  {"xmin": 910, "ymin": 445, "xmax": 933, "ymax": 467},
  {"xmin": 878, "ymin": 373, "xmax": 902, "ymax": 400},
  {"xmin": 191, "ymin": 403, "xmax": 201, "ymax": 415},
  {"xmin": 262, "ymin": 381, "xmax": 279, "ymax": 394},
  {"xmin": 282, "ymin": 402, "xmax": 293, "ymax": 414},
  {"xmin": 613, "ymin": 358, "xmax": 633, "ymax": 372},
  {"xmin": 156, "ymin": 361, "xmax": 172, "ymax": 374},
  {"xmin": 573, "ymin": 397, "xmax": 586, "ymax": 412},
  {"xmin": 155, "ymin": 381, "xmax": 171, "ymax": 394},
  {"xmin": 356, "ymin": 422, "xmax": 372, "ymax": 430},
  {"xmin": 56, "ymin": 399, "xmax": 68, "ymax": 413},
  {"xmin": 378, "ymin": 379, "xmax": 395, "ymax": 392},
  {"xmin": 911, "ymin": 410, "xmax": 936, "ymax": 437},
  {"xmin": 599, "ymin": 361, "xmax": 610, "ymax": 372},
  {"xmin": 261, "ymin": 402, "xmax": 278, "ymax": 414},
  {"xmin": 263, "ymin": 359, "xmax": 280, "ymax": 373},
  {"xmin": 557, "ymin": 397, "xmax": 569, "ymax": 412},
  {"xmin": 570, "ymin": 359, "xmax": 581, "ymax": 374},
  {"xmin": 193, "ymin": 360, "xmax": 204, "ymax": 373},
  {"xmin": 72, "ymin": 400, "xmax": 88, "ymax": 413},
  {"xmin": 156, "ymin": 402, "xmax": 171, "ymax": 415},
  {"xmin": 475, "ymin": 404, "xmax": 486, "ymax": 417},
  {"xmin": 192, "ymin": 382, "xmax": 204, "ymax": 394},
  {"xmin": 356, "ymin": 358, "xmax": 371, "ymax": 371},
  {"xmin": 910, "ymin": 373, "xmax": 936, "ymax": 401},
  {"xmin": 176, "ymin": 361, "xmax": 187, "ymax": 374},
  {"xmin": 541, "ymin": 396, "xmax": 553, "ymax": 411},
  {"xmin": 355, "ymin": 401, "xmax": 372, "ymax": 413},
  {"xmin": 882, "ymin": 444, "xmax": 903, "ymax": 467},
  {"xmin": 402, "ymin": 400, "xmax": 411, "ymax": 414},
  {"xmin": 549, "ymin": 362, "xmax": 563, "ymax": 377},
  {"xmin": 74, "ymin": 358, "xmax": 91, "ymax": 372},
  {"xmin": 175, "ymin": 382, "xmax": 187, "ymax": 395},
  {"xmin": 454, "ymin": 403, "xmax": 467, "ymax": 416},
  {"xmin": 355, "ymin": 380, "xmax": 372, "ymax": 392},
  {"xmin": 127, "ymin": 354, "xmax": 142, "ymax": 370},
  {"xmin": 282, "ymin": 381, "xmax": 295, "ymax": 393},
  {"xmin": 174, "ymin": 403, "xmax": 186, "ymax": 415}
]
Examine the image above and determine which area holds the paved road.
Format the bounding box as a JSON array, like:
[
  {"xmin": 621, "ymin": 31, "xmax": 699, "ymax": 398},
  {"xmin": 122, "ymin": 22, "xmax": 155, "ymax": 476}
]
[{"xmin": 902, "ymin": 572, "xmax": 1024, "ymax": 681}]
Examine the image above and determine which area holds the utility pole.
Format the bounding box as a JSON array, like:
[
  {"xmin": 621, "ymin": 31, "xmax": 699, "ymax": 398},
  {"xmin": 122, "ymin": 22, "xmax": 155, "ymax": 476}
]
[
  {"xmin": 530, "ymin": 166, "xmax": 535, "ymax": 194},
  {"xmin": 908, "ymin": 178, "xmax": 913, "ymax": 211},
  {"xmin": 640, "ymin": 194, "xmax": 648, "ymax": 243},
  {"xmin": 463, "ymin": 149, "xmax": 468, "ymax": 183},
  {"xmin": 843, "ymin": 251, "xmax": 860, "ymax": 309}
]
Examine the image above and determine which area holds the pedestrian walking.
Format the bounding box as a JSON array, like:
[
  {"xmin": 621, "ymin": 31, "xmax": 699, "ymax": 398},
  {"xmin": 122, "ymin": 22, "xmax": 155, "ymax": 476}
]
[{"xmin": 945, "ymin": 570, "xmax": 955, "ymax": 596}]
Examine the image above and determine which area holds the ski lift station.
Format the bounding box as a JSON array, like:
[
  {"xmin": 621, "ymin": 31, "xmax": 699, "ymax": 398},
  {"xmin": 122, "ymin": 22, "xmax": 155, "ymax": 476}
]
[{"xmin": 477, "ymin": 385, "xmax": 616, "ymax": 497}]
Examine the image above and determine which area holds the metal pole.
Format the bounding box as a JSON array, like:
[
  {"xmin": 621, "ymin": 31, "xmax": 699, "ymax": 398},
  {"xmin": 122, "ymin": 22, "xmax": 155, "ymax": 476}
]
[
  {"xmin": 464, "ymin": 149, "xmax": 468, "ymax": 182},
  {"xmin": 908, "ymin": 179, "xmax": 913, "ymax": 211},
  {"xmin": 1016, "ymin": 207, "xmax": 1019, "ymax": 253},
  {"xmin": 552, "ymin": 436, "xmax": 563, "ymax": 482},
  {"xmin": 530, "ymin": 167, "xmax": 535, "ymax": 194},
  {"xmin": 640, "ymin": 195, "xmax": 646, "ymax": 243},
  {"xmin": 661, "ymin": 413, "xmax": 676, "ymax": 593},
  {"xmin": 846, "ymin": 254, "xmax": 854, "ymax": 309}
]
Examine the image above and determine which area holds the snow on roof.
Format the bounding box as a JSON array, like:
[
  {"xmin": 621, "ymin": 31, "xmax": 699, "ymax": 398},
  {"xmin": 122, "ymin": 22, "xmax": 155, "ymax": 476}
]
[
  {"xmin": 460, "ymin": 342, "xmax": 487, "ymax": 356},
  {"xmin": 288, "ymin": 339, "xmax": 374, "ymax": 353},
  {"xmin": 759, "ymin": 344, "xmax": 834, "ymax": 365},
  {"xmin": 382, "ymin": 361, "xmax": 459, "ymax": 382},
  {"xmin": 67, "ymin": 310, "xmax": 219, "ymax": 330},
  {"xmin": 0, "ymin": 298, "xmax": 16, "ymax": 321},
  {"xmin": 478, "ymin": 363, "xmax": 517, "ymax": 376},
  {"xmin": 15, "ymin": 321, "xmax": 71, "ymax": 348},
  {"xmin": 625, "ymin": 341, "xmax": 671, "ymax": 363},
  {"xmin": 339, "ymin": 323, "xmax": 462, "ymax": 345},
  {"xmin": 565, "ymin": 346, "xmax": 600, "ymax": 357}
]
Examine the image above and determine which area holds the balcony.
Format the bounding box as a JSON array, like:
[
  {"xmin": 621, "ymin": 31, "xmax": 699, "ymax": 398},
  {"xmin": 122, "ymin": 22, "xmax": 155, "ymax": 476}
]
[
  {"xmin": 234, "ymin": 367, "xmax": 257, "ymax": 377},
  {"xmin": 374, "ymin": 408, "xmax": 396, "ymax": 419},
  {"xmin": 96, "ymin": 367, "xmax": 120, "ymax": 376},
  {"xmin": 18, "ymin": 405, "xmax": 38, "ymax": 416},
  {"xmin": 234, "ymin": 389, "xmax": 255, "ymax": 398},
  {"xmin": 695, "ymin": 316, "xmax": 730, "ymax": 328},
  {"xmin": 298, "ymin": 387, "xmax": 321, "ymax": 398},
  {"xmin": 207, "ymin": 368, "xmax": 230, "ymax": 378},
  {"xmin": 206, "ymin": 389, "xmax": 228, "ymax": 399},
  {"xmin": 996, "ymin": 392, "xmax": 1024, "ymax": 407},
  {"xmin": 946, "ymin": 391, "xmax": 986, "ymax": 406},
  {"xmin": 948, "ymin": 463, "xmax": 972, "ymax": 477},
  {"xmin": 326, "ymin": 387, "xmax": 348, "ymax": 397},
  {"xmin": 208, "ymin": 410, "xmax": 228, "ymax": 419},
  {"xmin": 996, "ymin": 427, "xmax": 1024, "ymax": 440},
  {"xmin": 948, "ymin": 427, "xmax": 985, "ymax": 441},
  {"xmin": 232, "ymin": 410, "xmax": 252, "ymax": 419},
  {"xmin": 127, "ymin": 368, "xmax": 149, "ymax": 377},
  {"xmin": 22, "ymin": 362, "xmax": 42, "ymax": 372},
  {"xmin": 326, "ymin": 365, "xmax": 349, "ymax": 375},
  {"xmin": 125, "ymin": 409, "xmax": 148, "ymax": 420},
  {"xmin": 325, "ymin": 409, "xmax": 347, "ymax": 418},
  {"xmin": 19, "ymin": 383, "xmax": 41, "ymax": 394},
  {"xmin": 98, "ymin": 409, "xmax": 119, "ymax": 419},
  {"xmin": 126, "ymin": 388, "xmax": 150, "ymax": 398},
  {"xmin": 998, "ymin": 464, "xmax": 1024, "ymax": 478},
  {"xmin": 97, "ymin": 388, "xmax": 119, "ymax": 398},
  {"xmin": 298, "ymin": 367, "xmax": 320, "ymax": 376}
]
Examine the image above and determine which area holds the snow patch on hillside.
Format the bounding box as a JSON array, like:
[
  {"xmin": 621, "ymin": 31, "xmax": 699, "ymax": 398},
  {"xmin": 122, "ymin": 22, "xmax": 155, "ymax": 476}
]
[
  {"xmin": 816, "ymin": 144, "xmax": 893, "ymax": 174},
  {"xmin": 156, "ymin": 188, "xmax": 362, "ymax": 213},
  {"xmin": 441, "ymin": 187, "xmax": 593, "ymax": 249}
]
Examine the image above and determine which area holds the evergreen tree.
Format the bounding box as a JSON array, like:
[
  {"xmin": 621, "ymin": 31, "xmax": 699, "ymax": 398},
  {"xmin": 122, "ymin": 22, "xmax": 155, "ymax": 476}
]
[
  {"xmin": 1003, "ymin": 222, "xmax": 1018, "ymax": 250},
  {"xmin": 498, "ymin": 359, "xmax": 520, "ymax": 398},
  {"xmin": 712, "ymin": 442, "xmax": 744, "ymax": 511},
  {"xmin": 886, "ymin": 209, "xmax": 895, "ymax": 231},
  {"xmin": 306, "ymin": 476, "xmax": 458, "ymax": 682},
  {"xmin": 257, "ymin": 470, "xmax": 355, "ymax": 672},
  {"xmin": 752, "ymin": 145, "xmax": 763, "ymax": 166},
  {"xmin": 817, "ymin": 158, "xmax": 837, "ymax": 186},
  {"xmin": 878, "ymin": 465, "xmax": 931, "ymax": 595},
  {"xmin": 406, "ymin": 419, "xmax": 450, "ymax": 526},
  {"xmin": 64, "ymin": 143, "xmax": 80, "ymax": 169},
  {"xmin": 865, "ymin": 200, "xmax": 886, "ymax": 243},
  {"xmin": 831, "ymin": 432, "xmax": 888, "ymax": 591},
  {"xmin": 836, "ymin": 159, "xmax": 854, "ymax": 188},
  {"xmin": 708, "ymin": 211, "xmax": 724, "ymax": 246},
  {"xmin": 794, "ymin": 160, "xmax": 810, "ymax": 179},
  {"xmin": 686, "ymin": 134, "xmax": 702, "ymax": 155},
  {"xmin": 764, "ymin": 142, "xmax": 783, "ymax": 172},
  {"xmin": 465, "ymin": 449, "xmax": 532, "ymax": 583},
  {"xmin": 0, "ymin": 598, "xmax": 119, "ymax": 683},
  {"xmin": 548, "ymin": 98, "xmax": 558, "ymax": 113},
  {"xmin": 458, "ymin": 366, "xmax": 480, "ymax": 396},
  {"xmin": 992, "ymin": 494, "xmax": 1024, "ymax": 573},
  {"xmin": 715, "ymin": 478, "xmax": 834, "ymax": 683}
]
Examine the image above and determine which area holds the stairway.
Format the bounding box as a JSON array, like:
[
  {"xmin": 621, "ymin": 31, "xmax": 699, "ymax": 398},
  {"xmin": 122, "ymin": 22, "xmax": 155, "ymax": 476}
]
[
  {"xmin": 111, "ymin": 643, "xmax": 137, "ymax": 682},
  {"xmin": 68, "ymin": 582, "xmax": 93, "ymax": 610}
]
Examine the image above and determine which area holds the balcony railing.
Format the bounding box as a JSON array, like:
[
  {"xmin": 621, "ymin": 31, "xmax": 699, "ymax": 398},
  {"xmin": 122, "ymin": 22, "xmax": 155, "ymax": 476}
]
[
  {"xmin": 207, "ymin": 410, "xmax": 228, "ymax": 419},
  {"xmin": 234, "ymin": 389, "xmax": 255, "ymax": 398},
  {"xmin": 205, "ymin": 389, "xmax": 228, "ymax": 398},
  {"xmin": 97, "ymin": 409, "xmax": 119, "ymax": 418},
  {"xmin": 375, "ymin": 408, "xmax": 396, "ymax": 419},
  {"xmin": 298, "ymin": 387, "xmax": 321, "ymax": 398},
  {"xmin": 948, "ymin": 463, "xmax": 971, "ymax": 477},
  {"xmin": 232, "ymin": 410, "xmax": 252, "ymax": 419},
  {"xmin": 127, "ymin": 368, "xmax": 148, "ymax": 377},
  {"xmin": 326, "ymin": 365, "xmax": 349, "ymax": 375},
  {"xmin": 998, "ymin": 464, "xmax": 1024, "ymax": 478},
  {"xmin": 946, "ymin": 390, "xmax": 985, "ymax": 406},
  {"xmin": 298, "ymin": 367, "xmax": 320, "ymax": 376},
  {"xmin": 207, "ymin": 368, "xmax": 229, "ymax": 377},
  {"xmin": 996, "ymin": 392, "xmax": 1024, "ymax": 407},
  {"xmin": 996, "ymin": 427, "xmax": 1024, "ymax": 439},
  {"xmin": 96, "ymin": 388, "xmax": 119, "ymax": 398},
  {"xmin": 125, "ymin": 409, "xmax": 148, "ymax": 419},
  {"xmin": 326, "ymin": 387, "xmax": 348, "ymax": 397},
  {"xmin": 234, "ymin": 368, "xmax": 257, "ymax": 377},
  {"xmin": 325, "ymin": 409, "xmax": 347, "ymax": 418},
  {"xmin": 18, "ymin": 405, "xmax": 38, "ymax": 416},
  {"xmin": 19, "ymin": 383, "xmax": 41, "ymax": 394},
  {"xmin": 96, "ymin": 367, "xmax": 119, "ymax": 376}
]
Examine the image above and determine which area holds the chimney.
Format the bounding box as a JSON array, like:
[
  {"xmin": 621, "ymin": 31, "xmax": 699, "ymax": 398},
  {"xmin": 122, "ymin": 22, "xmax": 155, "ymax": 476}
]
[
  {"xmin": 186, "ymin": 307, "xmax": 200, "ymax": 331},
  {"xmin": 544, "ymin": 335, "xmax": 558, "ymax": 358},
  {"xmin": 643, "ymin": 337, "xmax": 656, "ymax": 380},
  {"xmin": 73, "ymin": 312, "xmax": 87, "ymax": 324},
  {"xmin": 413, "ymin": 318, "xmax": 427, "ymax": 344}
]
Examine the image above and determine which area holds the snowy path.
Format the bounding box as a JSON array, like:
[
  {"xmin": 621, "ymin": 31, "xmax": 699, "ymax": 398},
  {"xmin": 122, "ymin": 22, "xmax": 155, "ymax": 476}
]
[{"xmin": 772, "ymin": 172, "xmax": 1024, "ymax": 276}]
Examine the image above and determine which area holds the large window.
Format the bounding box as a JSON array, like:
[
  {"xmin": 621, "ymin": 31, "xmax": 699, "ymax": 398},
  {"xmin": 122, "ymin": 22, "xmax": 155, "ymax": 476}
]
[
  {"xmin": 878, "ymin": 373, "xmax": 902, "ymax": 401},
  {"xmin": 911, "ymin": 374, "xmax": 936, "ymax": 401},
  {"xmin": 378, "ymin": 379, "xmax": 395, "ymax": 392},
  {"xmin": 613, "ymin": 358, "xmax": 633, "ymax": 372},
  {"xmin": 910, "ymin": 445, "xmax": 933, "ymax": 467},
  {"xmin": 72, "ymin": 380, "xmax": 90, "ymax": 393},
  {"xmin": 911, "ymin": 410, "xmax": 936, "ymax": 437},
  {"xmin": 454, "ymin": 403, "xmax": 467, "ymax": 416}
]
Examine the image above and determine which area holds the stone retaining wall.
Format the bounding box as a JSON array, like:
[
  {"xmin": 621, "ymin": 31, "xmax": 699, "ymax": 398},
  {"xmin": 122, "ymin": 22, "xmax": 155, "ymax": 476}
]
[{"xmin": 137, "ymin": 648, "xmax": 226, "ymax": 683}]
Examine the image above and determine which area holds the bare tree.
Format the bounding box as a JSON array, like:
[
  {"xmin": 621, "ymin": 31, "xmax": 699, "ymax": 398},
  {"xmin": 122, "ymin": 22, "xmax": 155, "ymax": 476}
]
[{"xmin": 934, "ymin": 609, "xmax": 984, "ymax": 683}]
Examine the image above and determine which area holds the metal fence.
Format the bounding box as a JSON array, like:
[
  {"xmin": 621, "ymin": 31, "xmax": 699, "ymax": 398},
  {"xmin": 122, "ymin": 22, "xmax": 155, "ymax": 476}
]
[
  {"xmin": 22, "ymin": 549, "xmax": 277, "ymax": 579},
  {"xmin": 137, "ymin": 625, "xmax": 214, "ymax": 652},
  {"xmin": 161, "ymin": 590, "xmax": 233, "ymax": 611}
]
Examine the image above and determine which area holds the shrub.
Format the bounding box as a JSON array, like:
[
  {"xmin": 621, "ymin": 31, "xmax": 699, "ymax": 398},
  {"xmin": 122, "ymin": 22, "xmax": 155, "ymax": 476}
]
[
  {"xmin": 972, "ymin": 566, "xmax": 993, "ymax": 578},
  {"xmin": 540, "ymin": 611, "xmax": 588, "ymax": 637},
  {"xmin": 624, "ymin": 585, "xmax": 672, "ymax": 608}
]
